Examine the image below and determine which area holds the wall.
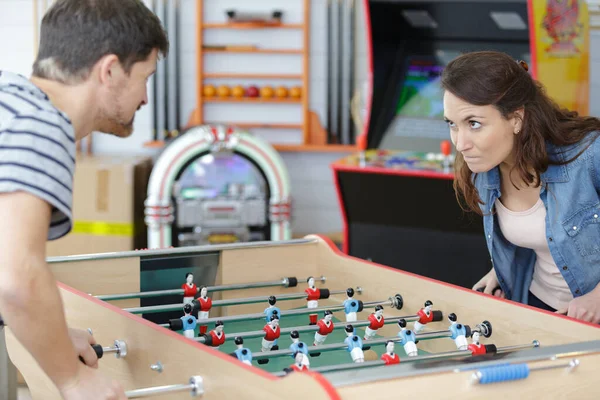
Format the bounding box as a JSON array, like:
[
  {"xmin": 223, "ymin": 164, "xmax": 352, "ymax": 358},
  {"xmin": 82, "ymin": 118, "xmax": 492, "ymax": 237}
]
[{"xmin": 1, "ymin": 0, "xmax": 598, "ymax": 236}]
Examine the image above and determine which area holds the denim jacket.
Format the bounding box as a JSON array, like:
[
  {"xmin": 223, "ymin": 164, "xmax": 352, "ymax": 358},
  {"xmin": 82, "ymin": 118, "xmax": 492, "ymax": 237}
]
[{"xmin": 474, "ymin": 133, "xmax": 600, "ymax": 305}]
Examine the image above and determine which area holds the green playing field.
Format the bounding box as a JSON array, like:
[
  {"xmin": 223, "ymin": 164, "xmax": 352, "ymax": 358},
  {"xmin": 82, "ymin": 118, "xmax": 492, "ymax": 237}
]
[{"xmin": 177, "ymin": 311, "xmax": 429, "ymax": 373}]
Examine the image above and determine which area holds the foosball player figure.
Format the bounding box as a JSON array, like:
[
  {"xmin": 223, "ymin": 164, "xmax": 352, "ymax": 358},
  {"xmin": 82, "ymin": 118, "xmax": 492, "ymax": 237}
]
[
  {"xmin": 200, "ymin": 320, "xmax": 225, "ymax": 350},
  {"xmin": 289, "ymin": 330, "xmax": 310, "ymax": 367},
  {"xmin": 283, "ymin": 352, "xmax": 310, "ymax": 374},
  {"xmin": 344, "ymin": 325, "xmax": 364, "ymax": 363},
  {"xmin": 257, "ymin": 315, "xmax": 281, "ymax": 365},
  {"xmin": 467, "ymin": 331, "xmax": 497, "ymax": 356},
  {"xmin": 448, "ymin": 313, "xmax": 469, "ymax": 351},
  {"xmin": 305, "ymin": 276, "xmax": 320, "ymax": 325},
  {"xmin": 397, "ymin": 319, "xmax": 418, "ymax": 357},
  {"xmin": 196, "ymin": 286, "xmax": 212, "ymax": 335},
  {"xmin": 182, "ymin": 272, "xmax": 197, "ymax": 305},
  {"xmin": 181, "ymin": 303, "xmax": 197, "ymax": 339},
  {"xmin": 343, "ymin": 287, "xmax": 363, "ymax": 322},
  {"xmin": 413, "ymin": 300, "xmax": 441, "ymax": 334},
  {"xmin": 230, "ymin": 336, "xmax": 253, "ymax": 366},
  {"xmin": 264, "ymin": 295, "xmax": 281, "ymax": 323},
  {"xmin": 311, "ymin": 310, "xmax": 334, "ymax": 357},
  {"xmin": 380, "ymin": 340, "xmax": 400, "ymax": 365},
  {"xmin": 364, "ymin": 305, "xmax": 384, "ymax": 340}
]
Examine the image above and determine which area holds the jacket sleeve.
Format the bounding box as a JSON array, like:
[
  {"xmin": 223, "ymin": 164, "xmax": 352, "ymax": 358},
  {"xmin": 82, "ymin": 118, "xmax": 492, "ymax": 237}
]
[{"xmin": 594, "ymin": 133, "xmax": 600, "ymax": 197}]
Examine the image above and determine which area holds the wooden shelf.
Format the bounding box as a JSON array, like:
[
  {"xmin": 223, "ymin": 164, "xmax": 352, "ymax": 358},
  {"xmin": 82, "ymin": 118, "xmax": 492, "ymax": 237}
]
[
  {"xmin": 203, "ymin": 23, "xmax": 304, "ymax": 29},
  {"xmin": 203, "ymin": 48, "xmax": 303, "ymax": 54},
  {"xmin": 203, "ymin": 97, "xmax": 301, "ymax": 103},
  {"xmin": 273, "ymin": 144, "xmax": 357, "ymax": 152},
  {"xmin": 204, "ymin": 73, "xmax": 303, "ymax": 79}
]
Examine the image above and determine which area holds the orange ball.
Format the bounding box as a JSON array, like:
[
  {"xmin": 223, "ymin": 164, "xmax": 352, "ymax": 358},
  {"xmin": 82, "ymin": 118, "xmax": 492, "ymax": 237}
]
[
  {"xmin": 217, "ymin": 85, "xmax": 231, "ymax": 98},
  {"xmin": 232, "ymin": 85, "xmax": 245, "ymax": 98},
  {"xmin": 289, "ymin": 86, "xmax": 302, "ymax": 98},
  {"xmin": 203, "ymin": 85, "xmax": 216, "ymax": 97},
  {"xmin": 260, "ymin": 86, "xmax": 274, "ymax": 98},
  {"xmin": 275, "ymin": 86, "xmax": 289, "ymax": 98}
]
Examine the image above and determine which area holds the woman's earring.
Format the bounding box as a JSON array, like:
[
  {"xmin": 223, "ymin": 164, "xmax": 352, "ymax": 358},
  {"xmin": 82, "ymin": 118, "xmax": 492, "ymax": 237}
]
[{"xmin": 515, "ymin": 129, "xmax": 520, "ymax": 135}]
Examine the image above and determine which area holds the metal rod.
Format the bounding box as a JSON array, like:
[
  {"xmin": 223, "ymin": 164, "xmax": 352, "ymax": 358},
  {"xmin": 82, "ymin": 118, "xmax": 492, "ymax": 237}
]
[
  {"xmin": 124, "ymin": 287, "xmax": 362, "ymax": 315},
  {"xmin": 194, "ymin": 314, "xmax": 420, "ymax": 344},
  {"xmin": 160, "ymin": 296, "xmax": 395, "ymax": 328},
  {"xmin": 96, "ymin": 276, "xmax": 327, "ymax": 301},
  {"xmin": 274, "ymin": 341, "xmax": 541, "ymax": 376},
  {"xmin": 125, "ymin": 376, "xmax": 203, "ymax": 398}
]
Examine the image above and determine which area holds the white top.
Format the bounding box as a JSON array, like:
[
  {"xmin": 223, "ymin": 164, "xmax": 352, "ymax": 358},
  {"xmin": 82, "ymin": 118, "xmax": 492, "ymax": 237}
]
[{"xmin": 495, "ymin": 198, "xmax": 573, "ymax": 310}]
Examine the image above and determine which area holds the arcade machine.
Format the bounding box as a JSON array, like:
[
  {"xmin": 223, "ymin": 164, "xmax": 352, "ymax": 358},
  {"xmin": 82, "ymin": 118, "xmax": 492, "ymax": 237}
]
[
  {"xmin": 332, "ymin": 0, "xmax": 590, "ymax": 289},
  {"xmin": 145, "ymin": 124, "xmax": 292, "ymax": 250}
]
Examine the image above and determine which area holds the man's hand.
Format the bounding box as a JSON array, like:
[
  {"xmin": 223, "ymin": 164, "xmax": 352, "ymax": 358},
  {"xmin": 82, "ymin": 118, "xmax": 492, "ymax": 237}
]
[
  {"xmin": 556, "ymin": 285, "xmax": 600, "ymax": 324},
  {"xmin": 69, "ymin": 328, "xmax": 99, "ymax": 369}
]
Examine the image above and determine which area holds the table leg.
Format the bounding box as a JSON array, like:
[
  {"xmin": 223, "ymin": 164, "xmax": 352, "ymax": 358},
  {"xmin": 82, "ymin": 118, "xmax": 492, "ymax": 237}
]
[{"xmin": 0, "ymin": 327, "xmax": 18, "ymax": 400}]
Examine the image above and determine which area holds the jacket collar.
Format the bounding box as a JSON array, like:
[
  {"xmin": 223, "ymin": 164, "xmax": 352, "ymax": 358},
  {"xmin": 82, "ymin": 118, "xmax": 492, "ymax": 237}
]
[{"xmin": 480, "ymin": 141, "xmax": 569, "ymax": 190}]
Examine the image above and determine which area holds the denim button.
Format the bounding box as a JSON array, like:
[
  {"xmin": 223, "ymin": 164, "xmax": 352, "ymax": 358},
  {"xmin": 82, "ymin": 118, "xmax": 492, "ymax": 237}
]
[
  {"xmin": 548, "ymin": 237, "xmax": 553, "ymax": 241},
  {"xmin": 562, "ymin": 265, "xmax": 567, "ymax": 270}
]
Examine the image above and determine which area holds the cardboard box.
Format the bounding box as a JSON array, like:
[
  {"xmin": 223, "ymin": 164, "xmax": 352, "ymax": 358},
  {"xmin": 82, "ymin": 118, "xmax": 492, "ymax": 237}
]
[{"xmin": 46, "ymin": 154, "xmax": 153, "ymax": 257}]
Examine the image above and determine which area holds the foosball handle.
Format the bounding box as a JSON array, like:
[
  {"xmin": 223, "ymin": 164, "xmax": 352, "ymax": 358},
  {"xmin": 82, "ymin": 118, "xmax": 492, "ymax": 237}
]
[{"xmin": 79, "ymin": 344, "xmax": 104, "ymax": 364}]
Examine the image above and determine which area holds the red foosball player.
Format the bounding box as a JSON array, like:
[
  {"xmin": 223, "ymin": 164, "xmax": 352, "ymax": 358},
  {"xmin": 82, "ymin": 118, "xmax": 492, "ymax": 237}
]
[
  {"xmin": 466, "ymin": 331, "xmax": 499, "ymax": 357},
  {"xmin": 380, "ymin": 340, "xmax": 400, "ymax": 365},
  {"xmin": 290, "ymin": 352, "xmax": 309, "ymax": 372},
  {"xmin": 413, "ymin": 300, "xmax": 434, "ymax": 334},
  {"xmin": 196, "ymin": 286, "xmax": 212, "ymax": 335},
  {"xmin": 313, "ymin": 310, "xmax": 334, "ymax": 346},
  {"xmin": 261, "ymin": 315, "xmax": 281, "ymax": 353},
  {"xmin": 305, "ymin": 276, "xmax": 320, "ymax": 325},
  {"xmin": 202, "ymin": 320, "xmax": 225, "ymax": 350},
  {"xmin": 364, "ymin": 305, "xmax": 385, "ymax": 340},
  {"xmin": 182, "ymin": 272, "xmax": 197, "ymax": 305}
]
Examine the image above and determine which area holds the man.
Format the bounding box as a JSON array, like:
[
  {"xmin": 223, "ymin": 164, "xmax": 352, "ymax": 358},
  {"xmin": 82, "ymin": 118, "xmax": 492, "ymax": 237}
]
[{"xmin": 0, "ymin": 1, "xmax": 168, "ymax": 398}]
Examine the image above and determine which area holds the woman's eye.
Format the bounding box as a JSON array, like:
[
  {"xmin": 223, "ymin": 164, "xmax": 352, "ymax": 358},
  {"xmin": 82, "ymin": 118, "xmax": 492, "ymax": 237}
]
[
  {"xmin": 446, "ymin": 120, "xmax": 455, "ymax": 128},
  {"xmin": 470, "ymin": 121, "xmax": 481, "ymax": 129}
]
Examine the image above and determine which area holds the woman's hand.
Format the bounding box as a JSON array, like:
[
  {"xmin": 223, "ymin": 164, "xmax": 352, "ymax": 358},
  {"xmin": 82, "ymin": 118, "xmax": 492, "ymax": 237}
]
[
  {"xmin": 472, "ymin": 268, "xmax": 505, "ymax": 298},
  {"xmin": 556, "ymin": 285, "xmax": 600, "ymax": 324}
]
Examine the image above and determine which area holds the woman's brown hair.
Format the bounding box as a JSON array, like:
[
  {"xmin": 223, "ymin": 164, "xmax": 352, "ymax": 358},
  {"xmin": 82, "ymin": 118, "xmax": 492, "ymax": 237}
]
[{"xmin": 440, "ymin": 50, "xmax": 600, "ymax": 215}]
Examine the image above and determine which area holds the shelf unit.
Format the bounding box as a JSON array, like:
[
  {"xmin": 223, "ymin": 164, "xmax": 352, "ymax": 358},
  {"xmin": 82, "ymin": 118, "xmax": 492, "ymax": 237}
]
[{"xmin": 181, "ymin": 0, "xmax": 356, "ymax": 153}]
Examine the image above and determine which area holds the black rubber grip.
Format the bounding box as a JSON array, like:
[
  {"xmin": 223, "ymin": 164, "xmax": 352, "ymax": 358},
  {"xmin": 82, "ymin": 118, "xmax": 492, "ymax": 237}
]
[
  {"xmin": 319, "ymin": 288, "xmax": 330, "ymax": 299},
  {"xmin": 484, "ymin": 344, "xmax": 497, "ymax": 354},
  {"xmin": 464, "ymin": 325, "xmax": 472, "ymax": 338},
  {"xmin": 201, "ymin": 333, "xmax": 212, "ymax": 346},
  {"xmin": 191, "ymin": 299, "xmax": 201, "ymax": 313},
  {"xmin": 169, "ymin": 318, "xmax": 183, "ymax": 331},
  {"xmin": 357, "ymin": 300, "xmax": 364, "ymax": 312},
  {"xmin": 79, "ymin": 344, "xmax": 104, "ymax": 364},
  {"xmin": 432, "ymin": 310, "xmax": 444, "ymax": 322},
  {"xmin": 287, "ymin": 277, "xmax": 298, "ymax": 287}
]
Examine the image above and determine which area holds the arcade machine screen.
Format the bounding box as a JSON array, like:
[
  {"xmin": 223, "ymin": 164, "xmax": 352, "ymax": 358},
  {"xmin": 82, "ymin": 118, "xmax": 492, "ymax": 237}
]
[{"xmin": 172, "ymin": 153, "xmax": 270, "ymax": 247}]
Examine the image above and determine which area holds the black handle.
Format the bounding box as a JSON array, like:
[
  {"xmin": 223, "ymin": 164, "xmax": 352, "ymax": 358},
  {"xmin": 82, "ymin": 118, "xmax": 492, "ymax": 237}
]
[{"xmin": 79, "ymin": 344, "xmax": 104, "ymax": 364}]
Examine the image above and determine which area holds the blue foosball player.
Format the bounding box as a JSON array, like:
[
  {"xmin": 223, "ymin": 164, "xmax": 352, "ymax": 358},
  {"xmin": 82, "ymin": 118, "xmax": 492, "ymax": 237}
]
[
  {"xmin": 264, "ymin": 295, "xmax": 281, "ymax": 323},
  {"xmin": 344, "ymin": 324, "xmax": 365, "ymax": 363},
  {"xmin": 397, "ymin": 318, "xmax": 418, "ymax": 356},
  {"xmin": 448, "ymin": 313, "xmax": 469, "ymax": 350},
  {"xmin": 288, "ymin": 330, "xmax": 310, "ymax": 367},
  {"xmin": 180, "ymin": 303, "xmax": 197, "ymax": 339},
  {"xmin": 343, "ymin": 287, "xmax": 363, "ymax": 322},
  {"xmin": 231, "ymin": 336, "xmax": 253, "ymax": 366}
]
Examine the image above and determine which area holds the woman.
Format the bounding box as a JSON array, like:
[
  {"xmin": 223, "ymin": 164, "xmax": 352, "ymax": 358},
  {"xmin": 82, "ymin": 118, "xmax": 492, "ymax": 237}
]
[{"xmin": 440, "ymin": 50, "xmax": 600, "ymax": 324}]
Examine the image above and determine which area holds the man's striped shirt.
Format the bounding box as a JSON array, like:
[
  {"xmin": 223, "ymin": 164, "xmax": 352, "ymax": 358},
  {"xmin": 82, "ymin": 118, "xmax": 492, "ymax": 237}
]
[{"xmin": 0, "ymin": 71, "xmax": 76, "ymax": 240}]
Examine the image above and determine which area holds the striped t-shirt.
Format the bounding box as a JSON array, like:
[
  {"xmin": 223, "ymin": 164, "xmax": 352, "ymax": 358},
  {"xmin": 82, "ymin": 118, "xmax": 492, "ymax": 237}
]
[{"xmin": 0, "ymin": 71, "xmax": 76, "ymax": 240}]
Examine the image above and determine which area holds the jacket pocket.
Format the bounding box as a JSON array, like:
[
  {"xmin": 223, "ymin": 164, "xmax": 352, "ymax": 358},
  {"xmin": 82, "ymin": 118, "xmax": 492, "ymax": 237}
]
[{"xmin": 562, "ymin": 204, "xmax": 600, "ymax": 257}]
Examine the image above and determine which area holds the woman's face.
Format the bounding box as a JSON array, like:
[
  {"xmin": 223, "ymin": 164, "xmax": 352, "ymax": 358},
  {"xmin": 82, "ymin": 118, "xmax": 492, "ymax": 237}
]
[{"xmin": 443, "ymin": 91, "xmax": 522, "ymax": 173}]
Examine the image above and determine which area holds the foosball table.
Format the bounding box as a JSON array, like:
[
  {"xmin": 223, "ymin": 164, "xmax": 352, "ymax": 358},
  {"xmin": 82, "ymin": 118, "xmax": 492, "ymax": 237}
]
[{"xmin": 6, "ymin": 235, "xmax": 600, "ymax": 399}]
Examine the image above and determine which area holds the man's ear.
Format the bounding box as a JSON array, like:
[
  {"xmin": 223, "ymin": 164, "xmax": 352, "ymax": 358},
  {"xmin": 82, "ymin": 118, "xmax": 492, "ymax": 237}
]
[{"xmin": 96, "ymin": 54, "xmax": 121, "ymax": 85}]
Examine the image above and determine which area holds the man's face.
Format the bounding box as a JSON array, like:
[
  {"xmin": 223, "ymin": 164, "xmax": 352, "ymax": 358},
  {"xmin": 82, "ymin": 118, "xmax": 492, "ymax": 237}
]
[{"xmin": 95, "ymin": 49, "xmax": 157, "ymax": 137}]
